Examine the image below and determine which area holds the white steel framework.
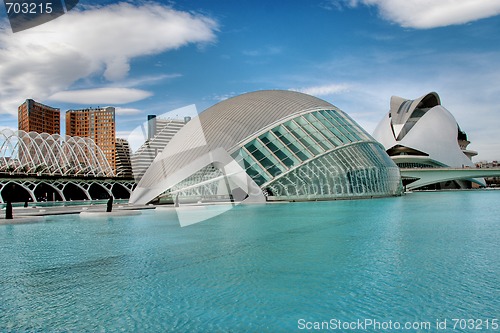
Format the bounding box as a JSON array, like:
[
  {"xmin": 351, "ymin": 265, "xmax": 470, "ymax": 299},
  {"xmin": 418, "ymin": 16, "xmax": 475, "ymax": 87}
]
[
  {"xmin": 0, "ymin": 178, "xmax": 135, "ymax": 203},
  {"xmin": 0, "ymin": 129, "xmax": 113, "ymax": 177}
]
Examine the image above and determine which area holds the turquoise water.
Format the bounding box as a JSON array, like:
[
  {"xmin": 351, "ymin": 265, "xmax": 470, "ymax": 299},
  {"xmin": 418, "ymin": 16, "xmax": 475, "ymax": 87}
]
[{"xmin": 0, "ymin": 191, "xmax": 499, "ymax": 332}]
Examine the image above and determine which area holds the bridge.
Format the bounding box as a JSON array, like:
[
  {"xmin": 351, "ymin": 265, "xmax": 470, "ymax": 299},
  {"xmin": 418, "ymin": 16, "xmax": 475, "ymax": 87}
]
[
  {"xmin": 0, "ymin": 177, "xmax": 136, "ymax": 203},
  {"xmin": 400, "ymin": 168, "xmax": 500, "ymax": 190}
]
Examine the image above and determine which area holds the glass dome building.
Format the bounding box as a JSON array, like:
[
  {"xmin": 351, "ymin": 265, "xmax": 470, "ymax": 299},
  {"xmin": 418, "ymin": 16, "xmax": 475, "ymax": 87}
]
[{"xmin": 130, "ymin": 90, "xmax": 402, "ymax": 204}]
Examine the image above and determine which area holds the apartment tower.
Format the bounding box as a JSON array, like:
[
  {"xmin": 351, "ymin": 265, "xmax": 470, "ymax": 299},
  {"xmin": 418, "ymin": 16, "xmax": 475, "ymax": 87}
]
[
  {"xmin": 115, "ymin": 138, "xmax": 133, "ymax": 179},
  {"xmin": 18, "ymin": 99, "xmax": 60, "ymax": 134},
  {"xmin": 131, "ymin": 115, "xmax": 188, "ymax": 182},
  {"xmin": 66, "ymin": 107, "xmax": 116, "ymax": 174}
]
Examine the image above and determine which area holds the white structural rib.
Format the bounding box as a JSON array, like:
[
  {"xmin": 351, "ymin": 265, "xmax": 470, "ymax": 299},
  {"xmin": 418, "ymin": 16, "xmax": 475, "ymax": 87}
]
[{"xmin": 0, "ymin": 129, "xmax": 113, "ymax": 177}]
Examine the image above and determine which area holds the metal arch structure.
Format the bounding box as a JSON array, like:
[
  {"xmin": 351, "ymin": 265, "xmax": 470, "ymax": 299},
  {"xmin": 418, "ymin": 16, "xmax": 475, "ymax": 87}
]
[
  {"xmin": 0, "ymin": 129, "xmax": 113, "ymax": 177},
  {"xmin": 0, "ymin": 129, "xmax": 135, "ymax": 203},
  {"xmin": 0, "ymin": 178, "xmax": 136, "ymax": 203}
]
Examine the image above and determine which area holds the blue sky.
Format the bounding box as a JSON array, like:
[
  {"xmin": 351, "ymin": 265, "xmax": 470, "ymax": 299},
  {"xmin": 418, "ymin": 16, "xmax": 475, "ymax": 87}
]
[{"xmin": 1, "ymin": 0, "xmax": 500, "ymax": 160}]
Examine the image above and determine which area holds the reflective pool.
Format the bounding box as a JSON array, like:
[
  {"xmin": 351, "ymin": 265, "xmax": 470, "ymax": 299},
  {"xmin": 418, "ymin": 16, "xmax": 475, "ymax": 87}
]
[{"xmin": 1, "ymin": 191, "xmax": 499, "ymax": 332}]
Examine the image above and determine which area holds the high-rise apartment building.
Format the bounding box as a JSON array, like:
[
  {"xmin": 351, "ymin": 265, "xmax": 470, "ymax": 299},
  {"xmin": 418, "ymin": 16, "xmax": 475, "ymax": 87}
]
[
  {"xmin": 131, "ymin": 116, "xmax": 188, "ymax": 182},
  {"xmin": 115, "ymin": 138, "xmax": 133, "ymax": 179},
  {"xmin": 66, "ymin": 107, "xmax": 116, "ymax": 174},
  {"xmin": 18, "ymin": 99, "xmax": 60, "ymax": 134}
]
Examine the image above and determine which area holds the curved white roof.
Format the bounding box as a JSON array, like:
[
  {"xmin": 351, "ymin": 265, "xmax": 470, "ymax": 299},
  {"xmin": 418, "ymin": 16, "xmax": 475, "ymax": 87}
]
[
  {"xmin": 373, "ymin": 92, "xmax": 474, "ymax": 168},
  {"xmin": 130, "ymin": 90, "xmax": 342, "ymax": 204},
  {"xmin": 135, "ymin": 90, "xmax": 337, "ymax": 188},
  {"xmin": 389, "ymin": 92, "xmax": 440, "ymax": 129},
  {"xmin": 167, "ymin": 90, "xmax": 333, "ymax": 154}
]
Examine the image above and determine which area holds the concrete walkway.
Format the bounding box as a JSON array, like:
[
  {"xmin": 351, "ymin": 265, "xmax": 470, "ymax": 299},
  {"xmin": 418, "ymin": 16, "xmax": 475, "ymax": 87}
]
[{"xmin": 0, "ymin": 203, "xmax": 155, "ymax": 224}]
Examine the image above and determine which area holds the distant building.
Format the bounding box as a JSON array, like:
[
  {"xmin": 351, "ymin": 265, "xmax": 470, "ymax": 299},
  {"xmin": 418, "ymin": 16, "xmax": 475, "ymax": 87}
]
[
  {"xmin": 66, "ymin": 107, "xmax": 116, "ymax": 174},
  {"xmin": 476, "ymin": 161, "xmax": 500, "ymax": 187},
  {"xmin": 115, "ymin": 138, "xmax": 133, "ymax": 179},
  {"xmin": 373, "ymin": 92, "xmax": 485, "ymax": 189},
  {"xmin": 18, "ymin": 99, "xmax": 60, "ymax": 134},
  {"xmin": 476, "ymin": 161, "xmax": 499, "ymax": 168},
  {"xmin": 131, "ymin": 115, "xmax": 187, "ymax": 182}
]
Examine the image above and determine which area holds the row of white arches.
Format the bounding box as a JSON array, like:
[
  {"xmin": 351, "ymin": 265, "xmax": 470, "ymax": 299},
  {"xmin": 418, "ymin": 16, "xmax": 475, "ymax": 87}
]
[
  {"xmin": 0, "ymin": 179, "xmax": 135, "ymax": 203},
  {"xmin": 0, "ymin": 129, "xmax": 113, "ymax": 177}
]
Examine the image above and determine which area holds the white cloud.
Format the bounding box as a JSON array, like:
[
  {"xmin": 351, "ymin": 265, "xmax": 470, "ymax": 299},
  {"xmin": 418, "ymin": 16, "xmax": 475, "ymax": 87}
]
[
  {"xmin": 291, "ymin": 83, "xmax": 350, "ymax": 96},
  {"xmin": 103, "ymin": 56, "xmax": 131, "ymax": 82},
  {"xmin": 118, "ymin": 74, "xmax": 183, "ymax": 88},
  {"xmin": 115, "ymin": 107, "xmax": 143, "ymax": 116},
  {"xmin": 49, "ymin": 87, "xmax": 152, "ymax": 104},
  {"xmin": 335, "ymin": 0, "xmax": 500, "ymax": 28},
  {"xmin": 208, "ymin": 92, "xmax": 239, "ymax": 102},
  {"xmin": 0, "ymin": 125, "xmax": 17, "ymax": 132},
  {"xmin": 242, "ymin": 46, "xmax": 282, "ymax": 57},
  {"xmin": 0, "ymin": 2, "xmax": 218, "ymax": 115}
]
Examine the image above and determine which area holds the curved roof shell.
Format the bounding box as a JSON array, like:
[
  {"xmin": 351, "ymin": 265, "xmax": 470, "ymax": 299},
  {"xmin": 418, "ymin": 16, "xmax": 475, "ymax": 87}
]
[
  {"xmin": 163, "ymin": 90, "xmax": 334, "ymax": 156},
  {"xmin": 389, "ymin": 92, "xmax": 440, "ymax": 127},
  {"xmin": 134, "ymin": 90, "xmax": 339, "ymax": 189},
  {"xmin": 130, "ymin": 90, "xmax": 401, "ymax": 204},
  {"xmin": 373, "ymin": 92, "xmax": 474, "ymax": 168}
]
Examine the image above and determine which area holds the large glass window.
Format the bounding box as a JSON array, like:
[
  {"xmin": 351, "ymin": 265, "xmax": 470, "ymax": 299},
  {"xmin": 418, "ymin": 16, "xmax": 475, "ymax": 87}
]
[
  {"xmin": 242, "ymin": 158, "xmax": 268, "ymax": 186},
  {"xmin": 293, "ymin": 117, "xmax": 333, "ymax": 151},
  {"xmin": 271, "ymin": 126, "xmax": 311, "ymax": 161},
  {"xmin": 336, "ymin": 112, "xmax": 364, "ymax": 141},
  {"xmin": 325, "ymin": 111, "xmax": 359, "ymax": 142},
  {"xmin": 317, "ymin": 111, "xmax": 351, "ymax": 144},
  {"xmin": 282, "ymin": 121, "xmax": 323, "ymax": 155},
  {"xmin": 231, "ymin": 148, "xmax": 271, "ymax": 185},
  {"xmin": 245, "ymin": 140, "xmax": 285, "ymax": 178},
  {"xmin": 307, "ymin": 112, "xmax": 343, "ymax": 146},
  {"xmin": 259, "ymin": 132, "xmax": 299, "ymax": 169},
  {"xmin": 341, "ymin": 112, "xmax": 372, "ymax": 141}
]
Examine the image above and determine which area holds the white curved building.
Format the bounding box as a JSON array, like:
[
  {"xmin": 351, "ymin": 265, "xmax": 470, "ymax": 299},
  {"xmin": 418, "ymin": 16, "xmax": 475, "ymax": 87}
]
[
  {"xmin": 130, "ymin": 90, "xmax": 402, "ymax": 204},
  {"xmin": 0, "ymin": 129, "xmax": 113, "ymax": 177},
  {"xmin": 373, "ymin": 92, "xmax": 485, "ymax": 189}
]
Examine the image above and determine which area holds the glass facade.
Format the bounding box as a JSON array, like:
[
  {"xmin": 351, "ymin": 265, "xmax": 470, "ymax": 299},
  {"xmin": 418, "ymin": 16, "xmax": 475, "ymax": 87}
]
[
  {"xmin": 169, "ymin": 165, "xmax": 224, "ymax": 198},
  {"xmin": 168, "ymin": 109, "xmax": 402, "ymax": 201},
  {"xmin": 264, "ymin": 143, "xmax": 401, "ymax": 200}
]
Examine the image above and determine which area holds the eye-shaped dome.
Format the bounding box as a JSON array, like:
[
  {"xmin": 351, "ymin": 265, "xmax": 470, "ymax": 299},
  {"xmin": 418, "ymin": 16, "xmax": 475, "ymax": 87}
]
[{"xmin": 130, "ymin": 90, "xmax": 402, "ymax": 204}]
